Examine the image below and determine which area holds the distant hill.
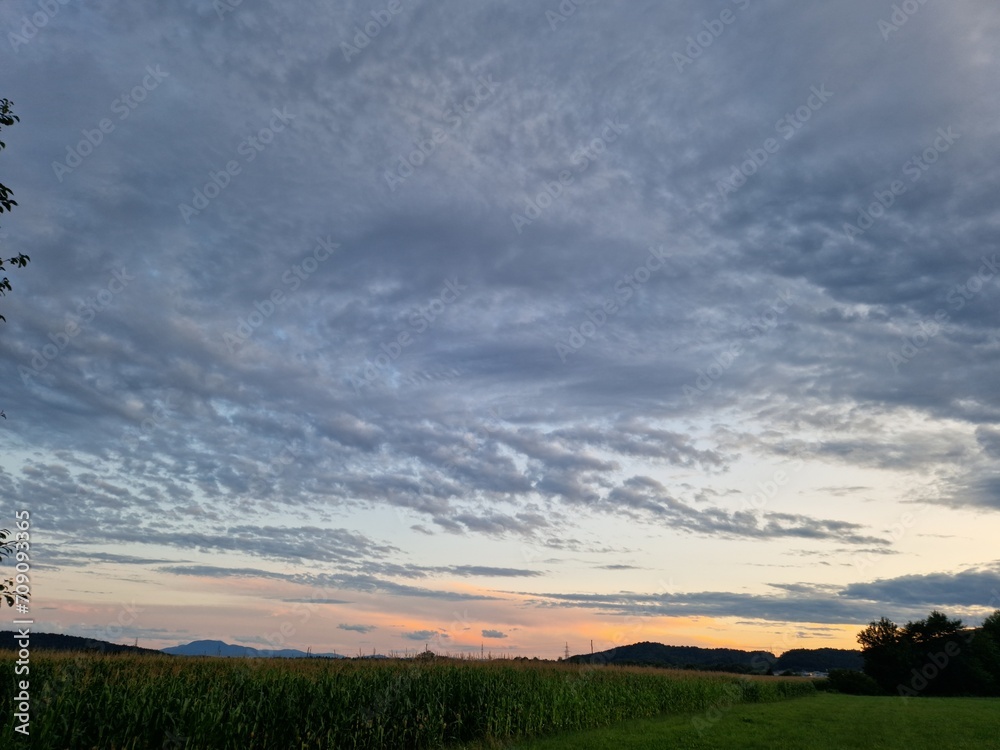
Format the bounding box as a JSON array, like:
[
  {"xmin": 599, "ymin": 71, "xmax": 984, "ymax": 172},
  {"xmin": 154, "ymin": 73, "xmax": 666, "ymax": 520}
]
[
  {"xmin": 773, "ymin": 648, "xmax": 863, "ymax": 673},
  {"xmin": 566, "ymin": 641, "xmax": 862, "ymax": 674},
  {"xmin": 163, "ymin": 639, "xmax": 345, "ymax": 659},
  {"xmin": 0, "ymin": 631, "xmax": 163, "ymax": 655},
  {"xmin": 566, "ymin": 641, "xmax": 775, "ymax": 672},
  {"xmin": 1, "ymin": 632, "xmax": 860, "ymax": 670}
]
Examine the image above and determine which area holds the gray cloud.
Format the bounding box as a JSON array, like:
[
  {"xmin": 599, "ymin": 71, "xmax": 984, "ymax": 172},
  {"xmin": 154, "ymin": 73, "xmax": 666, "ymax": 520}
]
[
  {"xmin": 337, "ymin": 623, "xmax": 377, "ymax": 634},
  {"xmin": 604, "ymin": 476, "xmax": 886, "ymax": 545},
  {"xmin": 402, "ymin": 630, "xmax": 446, "ymax": 642},
  {"xmin": 156, "ymin": 564, "xmax": 502, "ymax": 602},
  {"xmin": 840, "ymin": 564, "xmax": 1000, "ymax": 609},
  {"xmin": 443, "ymin": 566, "xmax": 543, "ymax": 578},
  {"xmin": 1, "ymin": 0, "xmax": 998, "ymax": 649},
  {"xmin": 516, "ymin": 562, "xmax": 1000, "ymax": 626}
]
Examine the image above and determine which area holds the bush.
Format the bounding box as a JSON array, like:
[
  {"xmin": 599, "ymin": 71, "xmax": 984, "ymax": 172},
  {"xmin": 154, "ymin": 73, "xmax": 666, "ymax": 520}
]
[{"xmin": 827, "ymin": 669, "xmax": 884, "ymax": 695}]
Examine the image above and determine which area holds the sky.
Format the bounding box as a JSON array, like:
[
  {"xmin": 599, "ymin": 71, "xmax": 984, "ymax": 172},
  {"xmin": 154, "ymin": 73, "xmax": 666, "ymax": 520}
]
[{"xmin": 1, "ymin": 0, "xmax": 999, "ymax": 659}]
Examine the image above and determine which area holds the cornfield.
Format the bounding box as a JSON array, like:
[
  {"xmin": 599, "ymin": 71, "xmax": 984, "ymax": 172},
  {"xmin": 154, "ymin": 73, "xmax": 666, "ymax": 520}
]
[{"xmin": 0, "ymin": 652, "xmax": 816, "ymax": 748}]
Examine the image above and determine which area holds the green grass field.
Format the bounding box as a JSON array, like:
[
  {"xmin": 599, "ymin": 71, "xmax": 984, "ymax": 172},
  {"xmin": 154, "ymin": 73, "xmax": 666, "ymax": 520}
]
[{"xmin": 508, "ymin": 692, "xmax": 1000, "ymax": 750}]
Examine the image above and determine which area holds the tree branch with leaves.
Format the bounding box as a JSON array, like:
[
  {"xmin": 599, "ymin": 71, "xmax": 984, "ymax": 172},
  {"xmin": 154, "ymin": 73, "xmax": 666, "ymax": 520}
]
[
  {"xmin": 0, "ymin": 527, "xmax": 28, "ymax": 607},
  {"xmin": 1, "ymin": 98, "xmax": 30, "ymax": 323}
]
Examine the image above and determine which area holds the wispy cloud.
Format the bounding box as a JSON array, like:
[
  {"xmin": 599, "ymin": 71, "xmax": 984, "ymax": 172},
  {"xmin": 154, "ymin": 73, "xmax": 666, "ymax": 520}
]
[
  {"xmin": 338, "ymin": 623, "xmax": 377, "ymax": 634},
  {"xmin": 1, "ymin": 0, "xmax": 998, "ymax": 655}
]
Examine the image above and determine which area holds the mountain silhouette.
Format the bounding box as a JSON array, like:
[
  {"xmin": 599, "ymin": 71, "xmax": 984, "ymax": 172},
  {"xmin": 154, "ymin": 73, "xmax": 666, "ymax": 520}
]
[{"xmin": 162, "ymin": 639, "xmax": 346, "ymax": 659}]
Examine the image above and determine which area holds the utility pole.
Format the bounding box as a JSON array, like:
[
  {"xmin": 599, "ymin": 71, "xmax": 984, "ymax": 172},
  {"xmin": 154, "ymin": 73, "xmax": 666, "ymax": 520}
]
[
  {"xmin": 564, "ymin": 642, "xmax": 569, "ymax": 659},
  {"xmin": 591, "ymin": 639, "xmax": 593, "ymax": 655}
]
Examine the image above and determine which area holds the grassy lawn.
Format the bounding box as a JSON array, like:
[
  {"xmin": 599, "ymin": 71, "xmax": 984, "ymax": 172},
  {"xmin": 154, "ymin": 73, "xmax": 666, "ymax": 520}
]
[{"xmin": 506, "ymin": 693, "xmax": 1000, "ymax": 750}]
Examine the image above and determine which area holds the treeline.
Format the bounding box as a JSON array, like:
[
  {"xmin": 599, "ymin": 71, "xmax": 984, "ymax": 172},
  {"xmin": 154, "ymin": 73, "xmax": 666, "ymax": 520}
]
[
  {"xmin": 773, "ymin": 648, "xmax": 862, "ymax": 673},
  {"xmin": 856, "ymin": 609, "xmax": 1000, "ymax": 697},
  {"xmin": 566, "ymin": 642, "xmax": 775, "ymax": 672},
  {"xmin": 0, "ymin": 631, "xmax": 162, "ymax": 656},
  {"xmin": 566, "ymin": 641, "xmax": 862, "ymax": 674}
]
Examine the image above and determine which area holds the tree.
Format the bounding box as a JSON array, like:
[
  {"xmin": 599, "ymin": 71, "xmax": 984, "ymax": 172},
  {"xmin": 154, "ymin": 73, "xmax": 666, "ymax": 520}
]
[
  {"xmin": 901, "ymin": 610, "xmax": 969, "ymax": 695},
  {"xmin": 1, "ymin": 98, "xmax": 30, "ymax": 322},
  {"xmin": 967, "ymin": 610, "xmax": 1000, "ymax": 696},
  {"xmin": 902, "ymin": 610, "xmax": 963, "ymax": 644},
  {"xmin": 858, "ymin": 609, "xmax": 1000, "ymax": 696},
  {"xmin": 982, "ymin": 610, "xmax": 1000, "ymax": 642},
  {"xmin": 857, "ymin": 616, "xmax": 900, "ymax": 651},
  {"xmin": 857, "ymin": 616, "xmax": 909, "ymax": 692},
  {"xmin": 0, "ymin": 527, "xmax": 27, "ymax": 607}
]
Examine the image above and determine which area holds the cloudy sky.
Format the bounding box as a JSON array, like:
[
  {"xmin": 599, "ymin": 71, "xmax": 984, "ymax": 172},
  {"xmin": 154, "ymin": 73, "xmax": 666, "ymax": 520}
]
[{"xmin": 2, "ymin": 0, "xmax": 999, "ymax": 658}]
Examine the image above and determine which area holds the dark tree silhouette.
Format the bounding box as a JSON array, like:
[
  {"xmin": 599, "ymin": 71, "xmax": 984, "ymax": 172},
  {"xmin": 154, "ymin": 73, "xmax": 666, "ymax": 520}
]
[
  {"xmin": 0, "ymin": 527, "xmax": 27, "ymax": 607},
  {"xmin": 902, "ymin": 610, "xmax": 963, "ymax": 644},
  {"xmin": 858, "ymin": 609, "xmax": 1000, "ymax": 696},
  {"xmin": 1, "ymin": 98, "xmax": 31, "ymax": 323},
  {"xmin": 857, "ymin": 616, "xmax": 900, "ymax": 651},
  {"xmin": 857, "ymin": 616, "xmax": 911, "ymax": 691}
]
